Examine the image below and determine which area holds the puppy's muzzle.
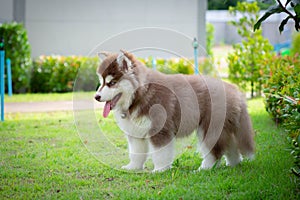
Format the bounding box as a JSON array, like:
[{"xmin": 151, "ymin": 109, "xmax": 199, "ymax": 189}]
[{"xmin": 94, "ymin": 94, "xmax": 101, "ymax": 102}]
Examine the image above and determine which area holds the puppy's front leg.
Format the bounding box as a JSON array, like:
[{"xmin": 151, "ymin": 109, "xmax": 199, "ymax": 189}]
[
  {"xmin": 151, "ymin": 139, "xmax": 175, "ymax": 172},
  {"xmin": 122, "ymin": 135, "xmax": 148, "ymax": 171}
]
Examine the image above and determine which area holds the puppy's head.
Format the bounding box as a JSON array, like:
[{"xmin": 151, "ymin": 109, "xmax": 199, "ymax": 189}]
[{"xmin": 94, "ymin": 50, "xmax": 137, "ymax": 118}]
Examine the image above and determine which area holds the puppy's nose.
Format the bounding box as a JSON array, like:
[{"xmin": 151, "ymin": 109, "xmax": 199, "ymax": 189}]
[{"xmin": 94, "ymin": 94, "xmax": 101, "ymax": 102}]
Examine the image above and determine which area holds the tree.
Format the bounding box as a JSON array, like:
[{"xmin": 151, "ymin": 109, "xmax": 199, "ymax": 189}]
[
  {"xmin": 208, "ymin": 0, "xmax": 240, "ymax": 10},
  {"xmin": 208, "ymin": 0, "xmax": 274, "ymax": 10},
  {"xmin": 254, "ymin": 0, "xmax": 300, "ymax": 33},
  {"xmin": 227, "ymin": 2, "xmax": 274, "ymax": 98}
]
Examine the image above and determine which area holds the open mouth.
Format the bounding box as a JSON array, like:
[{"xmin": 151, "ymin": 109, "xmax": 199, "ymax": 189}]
[{"xmin": 103, "ymin": 93, "xmax": 122, "ymax": 118}]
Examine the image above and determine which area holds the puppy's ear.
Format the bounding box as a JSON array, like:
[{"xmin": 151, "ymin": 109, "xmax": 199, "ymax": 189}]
[
  {"xmin": 117, "ymin": 50, "xmax": 134, "ymax": 72},
  {"xmin": 97, "ymin": 51, "xmax": 112, "ymax": 60},
  {"xmin": 120, "ymin": 49, "xmax": 136, "ymax": 63}
]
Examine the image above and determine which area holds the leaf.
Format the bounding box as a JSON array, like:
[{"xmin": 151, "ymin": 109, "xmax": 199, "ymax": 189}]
[
  {"xmin": 279, "ymin": 16, "xmax": 292, "ymax": 33},
  {"xmin": 262, "ymin": 0, "xmax": 276, "ymax": 4},
  {"xmin": 254, "ymin": 5, "xmax": 284, "ymax": 31},
  {"xmin": 294, "ymin": 4, "xmax": 300, "ymax": 17},
  {"xmin": 285, "ymin": 0, "xmax": 292, "ymax": 7}
]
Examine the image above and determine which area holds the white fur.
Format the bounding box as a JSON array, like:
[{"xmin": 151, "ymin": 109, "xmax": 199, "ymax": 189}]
[
  {"xmin": 115, "ymin": 79, "xmax": 135, "ymax": 110},
  {"xmin": 116, "ymin": 109, "xmax": 152, "ymax": 171},
  {"xmin": 105, "ymin": 75, "xmax": 114, "ymax": 84},
  {"xmin": 199, "ymin": 153, "xmax": 217, "ymax": 170},
  {"xmin": 197, "ymin": 128, "xmax": 205, "ymax": 152},
  {"xmin": 114, "ymin": 109, "xmax": 152, "ymax": 139},
  {"xmin": 224, "ymin": 139, "xmax": 243, "ymax": 167},
  {"xmin": 151, "ymin": 139, "xmax": 175, "ymax": 172},
  {"xmin": 121, "ymin": 135, "xmax": 149, "ymax": 170},
  {"xmin": 96, "ymin": 77, "xmax": 133, "ymax": 103},
  {"xmin": 197, "ymin": 128, "xmax": 218, "ymax": 170},
  {"xmin": 98, "ymin": 74, "xmax": 104, "ymax": 86},
  {"xmin": 97, "ymin": 86, "xmax": 117, "ymax": 102},
  {"xmin": 197, "ymin": 128, "xmax": 218, "ymax": 169},
  {"xmin": 117, "ymin": 53, "xmax": 132, "ymax": 69}
]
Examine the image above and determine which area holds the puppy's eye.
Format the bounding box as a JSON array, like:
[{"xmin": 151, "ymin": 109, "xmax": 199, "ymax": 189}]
[{"xmin": 107, "ymin": 80, "xmax": 117, "ymax": 87}]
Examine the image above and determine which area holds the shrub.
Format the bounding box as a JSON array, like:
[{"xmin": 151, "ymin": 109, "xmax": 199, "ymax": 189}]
[
  {"xmin": 227, "ymin": 2, "xmax": 274, "ymax": 98},
  {"xmin": 141, "ymin": 57, "xmax": 193, "ymax": 74},
  {"xmin": 263, "ymin": 55, "xmax": 300, "ymax": 177},
  {"xmin": 141, "ymin": 57, "xmax": 215, "ymax": 76},
  {"xmin": 263, "ymin": 55, "xmax": 300, "ymax": 124},
  {"xmin": 32, "ymin": 55, "xmax": 216, "ymax": 93},
  {"xmin": 291, "ymin": 32, "xmax": 300, "ymax": 57},
  {"xmin": 0, "ymin": 22, "xmax": 32, "ymax": 93},
  {"xmin": 31, "ymin": 56, "xmax": 99, "ymax": 93},
  {"xmin": 206, "ymin": 23, "xmax": 214, "ymax": 57}
]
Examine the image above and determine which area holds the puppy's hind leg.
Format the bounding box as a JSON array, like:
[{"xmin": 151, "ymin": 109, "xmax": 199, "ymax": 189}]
[
  {"xmin": 224, "ymin": 135, "xmax": 242, "ymax": 167},
  {"xmin": 122, "ymin": 135, "xmax": 148, "ymax": 171},
  {"xmin": 197, "ymin": 128, "xmax": 221, "ymax": 170},
  {"xmin": 236, "ymin": 102, "xmax": 255, "ymax": 160}
]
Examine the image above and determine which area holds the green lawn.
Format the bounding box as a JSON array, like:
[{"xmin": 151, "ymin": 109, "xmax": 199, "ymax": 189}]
[{"xmin": 0, "ymin": 98, "xmax": 299, "ymax": 199}]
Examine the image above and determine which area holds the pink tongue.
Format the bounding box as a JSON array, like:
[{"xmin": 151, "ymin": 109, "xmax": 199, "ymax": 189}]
[{"xmin": 103, "ymin": 101, "xmax": 111, "ymax": 118}]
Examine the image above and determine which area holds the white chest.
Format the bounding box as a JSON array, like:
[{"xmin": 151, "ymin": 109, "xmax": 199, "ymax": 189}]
[{"xmin": 114, "ymin": 110, "xmax": 152, "ymax": 138}]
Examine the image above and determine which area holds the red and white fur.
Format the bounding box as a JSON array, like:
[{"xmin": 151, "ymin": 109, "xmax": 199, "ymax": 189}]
[{"xmin": 94, "ymin": 50, "xmax": 255, "ymax": 172}]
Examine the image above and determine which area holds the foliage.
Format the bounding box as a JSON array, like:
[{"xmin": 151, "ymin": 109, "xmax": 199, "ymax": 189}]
[
  {"xmin": 263, "ymin": 55, "xmax": 300, "ymax": 124},
  {"xmin": 141, "ymin": 57, "xmax": 193, "ymax": 74},
  {"xmin": 227, "ymin": 1, "xmax": 274, "ymax": 98},
  {"xmin": 263, "ymin": 55, "xmax": 300, "ymax": 176},
  {"xmin": 208, "ymin": 0, "xmax": 274, "ymax": 10},
  {"xmin": 287, "ymin": 135, "xmax": 300, "ymax": 177},
  {"xmin": 206, "ymin": 23, "xmax": 215, "ymax": 57},
  {"xmin": 0, "ymin": 22, "xmax": 32, "ymax": 93},
  {"xmin": 141, "ymin": 23, "xmax": 215, "ymax": 76},
  {"xmin": 31, "ymin": 54, "xmax": 215, "ymax": 94},
  {"xmin": 254, "ymin": 0, "xmax": 300, "ymax": 33},
  {"xmin": 291, "ymin": 32, "xmax": 300, "ymax": 56},
  {"xmin": 141, "ymin": 57, "xmax": 216, "ymax": 76},
  {"xmin": 208, "ymin": 0, "xmax": 241, "ymax": 10},
  {"xmin": 31, "ymin": 56, "xmax": 99, "ymax": 93}
]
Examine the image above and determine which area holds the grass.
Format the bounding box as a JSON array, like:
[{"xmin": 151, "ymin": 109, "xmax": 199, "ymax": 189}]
[{"xmin": 0, "ymin": 98, "xmax": 299, "ymax": 199}]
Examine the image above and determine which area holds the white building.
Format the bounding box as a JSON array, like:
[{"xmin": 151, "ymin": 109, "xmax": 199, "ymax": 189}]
[
  {"xmin": 0, "ymin": 0, "xmax": 294, "ymax": 58},
  {"xmin": 0, "ymin": 0, "xmax": 207, "ymax": 58}
]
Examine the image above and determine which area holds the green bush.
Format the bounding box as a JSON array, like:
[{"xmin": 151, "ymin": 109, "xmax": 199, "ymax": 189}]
[
  {"xmin": 0, "ymin": 22, "xmax": 32, "ymax": 93},
  {"xmin": 263, "ymin": 56, "xmax": 300, "ymax": 124},
  {"xmin": 141, "ymin": 57, "xmax": 193, "ymax": 74},
  {"xmin": 291, "ymin": 32, "xmax": 300, "ymax": 57},
  {"xmin": 263, "ymin": 55, "xmax": 300, "ymax": 177},
  {"xmin": 141, "ymin": 57, "xmax": 215, "ymax": 76},
  {"xmin": 31, "ymin": 56, "xmax": 99, "ymax": 93},
  {"xmin": 32, "ymin": 55, "xmax": 215, "ymax": 93},
  {"xmin": 206, "ymin": 23, "xmax": 214, "ymax": 57},
  {"xmin": 227, "ymin": 2, "xmax": 274, "ymax": 98}
]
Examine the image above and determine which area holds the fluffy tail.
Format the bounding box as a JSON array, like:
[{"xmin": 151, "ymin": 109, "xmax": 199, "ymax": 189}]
[{"xmin": 236, "ymin": 101, "xmax": 255, "ymax": 159}]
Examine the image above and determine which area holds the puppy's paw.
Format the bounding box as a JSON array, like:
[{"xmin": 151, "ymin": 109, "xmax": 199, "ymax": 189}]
[
  {"xmin": 152, "ymin": 165, "xmax": 172, "ymax": 173},
  {"xmin": 199, "ymin": 158, "xmax": 220, "ymax": 170},
  {"xmin": 121, "ymin": 164, "xmax": 143, "ymax": 171}
]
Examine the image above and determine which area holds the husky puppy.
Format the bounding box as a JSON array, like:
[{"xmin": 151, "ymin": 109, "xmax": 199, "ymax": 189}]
[{"xmin": 94, "ymin": 50, "xmax": 255, "ymax": 172}]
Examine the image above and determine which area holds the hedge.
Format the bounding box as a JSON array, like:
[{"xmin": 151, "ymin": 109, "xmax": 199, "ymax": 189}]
[
  {"xmin": 30, "ymin": 56, "xmax": 99, "ymax": 93},
  {"xmin": 1, "ymin": 22, "xmax": 215, "ymax": 93},
  {"xmin": 263, "ymin": 55, "xmax": 300, "ymax": 177},
  {"xmin": 291, "ymin": 32, "xmax": 300, "ymax": 57},
  {"xmin": 0, "ymin": 22, "xmax": 32, "ymax": 93},
  {"xmin": 30, "ymin": 55, "xmax": 218, "ymax": 93}
]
